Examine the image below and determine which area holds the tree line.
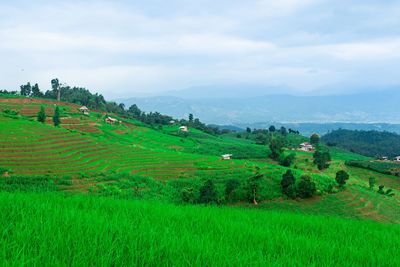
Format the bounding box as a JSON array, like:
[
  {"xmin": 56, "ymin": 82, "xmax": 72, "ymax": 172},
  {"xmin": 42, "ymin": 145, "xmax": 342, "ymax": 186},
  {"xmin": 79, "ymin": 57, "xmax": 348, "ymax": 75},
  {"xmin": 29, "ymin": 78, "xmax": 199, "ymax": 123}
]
[{"xmin": 322, "ymin": 129, "xmax": 400, "ymax": 158}]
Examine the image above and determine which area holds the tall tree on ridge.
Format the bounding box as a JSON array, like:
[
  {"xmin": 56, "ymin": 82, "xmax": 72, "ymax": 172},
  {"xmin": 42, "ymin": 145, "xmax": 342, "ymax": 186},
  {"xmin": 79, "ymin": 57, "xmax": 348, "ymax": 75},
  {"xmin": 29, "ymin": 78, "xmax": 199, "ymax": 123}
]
[{"xmin": 51, "ymin": 78, "xmax": 60, "ymax": 101}]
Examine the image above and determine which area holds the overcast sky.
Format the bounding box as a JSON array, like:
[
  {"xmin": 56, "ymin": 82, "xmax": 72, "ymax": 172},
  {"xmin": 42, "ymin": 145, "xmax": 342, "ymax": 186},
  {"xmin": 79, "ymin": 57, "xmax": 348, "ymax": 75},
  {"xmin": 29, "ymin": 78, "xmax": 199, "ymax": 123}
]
[{"xmin": 1, "ymin": 0, "xmax": 400, "ymax": 98}]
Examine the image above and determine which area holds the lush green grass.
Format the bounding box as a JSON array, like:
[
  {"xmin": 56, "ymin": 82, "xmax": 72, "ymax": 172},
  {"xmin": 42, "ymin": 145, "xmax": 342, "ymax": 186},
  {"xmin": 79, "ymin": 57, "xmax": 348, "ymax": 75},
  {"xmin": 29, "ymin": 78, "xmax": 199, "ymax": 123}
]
[{"xmin": 1, "ymin": 192, "xmax": 399, "ymax": 266}]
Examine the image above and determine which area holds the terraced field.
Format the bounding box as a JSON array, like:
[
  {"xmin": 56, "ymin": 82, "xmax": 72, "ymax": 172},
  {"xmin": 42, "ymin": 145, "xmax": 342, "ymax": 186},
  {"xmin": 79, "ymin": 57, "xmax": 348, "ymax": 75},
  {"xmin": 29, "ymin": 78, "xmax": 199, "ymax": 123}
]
[
  {"xmin": 1, "ymin": 96, "xmax": 399, "ymax": 224},
  {"xmin": 0, "ymin": 112, "xmax": 257, "ymax": 184}
]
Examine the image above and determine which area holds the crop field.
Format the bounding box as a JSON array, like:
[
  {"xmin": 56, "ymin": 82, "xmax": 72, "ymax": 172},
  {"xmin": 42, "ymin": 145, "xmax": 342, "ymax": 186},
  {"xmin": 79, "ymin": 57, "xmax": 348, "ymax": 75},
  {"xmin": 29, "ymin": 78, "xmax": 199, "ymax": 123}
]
[{"xmin": 1, "ymin": 192, "xmax": 399, "ymax": 266}]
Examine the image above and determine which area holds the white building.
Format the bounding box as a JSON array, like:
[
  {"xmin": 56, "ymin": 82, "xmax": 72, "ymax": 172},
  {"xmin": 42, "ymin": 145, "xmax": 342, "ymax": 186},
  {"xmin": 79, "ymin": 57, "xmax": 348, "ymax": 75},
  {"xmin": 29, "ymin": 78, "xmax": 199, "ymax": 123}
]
[
  {"xmin": 299, "ymin": 142, "xmax": 314, "ymax": 152},
  {"xmin": 179, "ymin": 126, "xmax": 188, "ymax": 132},
  {"xmin": 394, "ymin": 156, "xmax": 400, "ymax": 162},
  {"xmin": 221, "ymin": 154, "xmax": 233, "ymax": 160},
  {"xmin": 79, "ymin": 106, "xmax": 89, "ymax": 115}
]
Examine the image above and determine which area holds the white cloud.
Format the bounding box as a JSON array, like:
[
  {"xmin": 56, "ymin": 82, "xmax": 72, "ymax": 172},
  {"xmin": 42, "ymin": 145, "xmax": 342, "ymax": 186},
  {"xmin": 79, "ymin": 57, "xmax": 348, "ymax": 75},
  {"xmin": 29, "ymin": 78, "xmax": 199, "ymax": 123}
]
[{"xmin": 0, "ymin": 0, "xmax": 400, "ymax": 97}]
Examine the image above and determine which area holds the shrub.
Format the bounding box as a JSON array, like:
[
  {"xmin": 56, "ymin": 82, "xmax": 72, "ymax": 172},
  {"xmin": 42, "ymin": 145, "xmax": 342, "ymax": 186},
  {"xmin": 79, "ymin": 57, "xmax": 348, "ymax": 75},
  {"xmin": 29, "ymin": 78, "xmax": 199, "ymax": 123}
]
[
  {"xmin": 281, "ymin": 170, "xmax": 296, "ymax": 198},
  {"xmin": 281, "ymin": 153, "xmax": 296, "ymax": 167},
  {"xmin": 296, "ymin": 175, "xmax": 316, "ymax": 198},
  {"xmin": 225, "ymin": 179, "xmax": 241, "ymax": 202},
  {"xmin": 335, "ymin": 170, "xmax": 350, "ymax": 188},
  {"xmin": 198, "ymin": 179, "xmax": 218, "ymax": 204}
]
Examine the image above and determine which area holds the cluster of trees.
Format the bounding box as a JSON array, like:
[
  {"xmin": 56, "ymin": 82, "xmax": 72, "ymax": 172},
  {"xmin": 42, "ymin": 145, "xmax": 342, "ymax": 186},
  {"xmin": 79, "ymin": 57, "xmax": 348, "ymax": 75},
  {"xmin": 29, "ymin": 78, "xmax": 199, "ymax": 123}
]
[
  {"xmin": 16, "ymin": 80, "xmax": 223, "ymax": 133},
  {"xmin": 280, "ymin": 170, "xmax": 317, "ymax": 199},
  {"xmin": 313, "ymin": 148, "xmax": 331, "ymax": 170},
  {"xmin": 0, "ymin": 89, "xmax": 18, "ymax": 95},
  {"xmin": 37, "ymin": 106, "xmax": 60, "ymax": 127},
  {"xmin": 281, "ymin": 169, "xmax": 351, "ymax": 199},
  {"xmin": 243, "ymin": 125, "xmax": 300, "ymax": 145},
  {"xmin": 322, "ymin": 129, "xmax": 400, "ymax": 158},
  {"xmin": 181, "ymin": 168, "xmax": 266, "ymax": 205}
]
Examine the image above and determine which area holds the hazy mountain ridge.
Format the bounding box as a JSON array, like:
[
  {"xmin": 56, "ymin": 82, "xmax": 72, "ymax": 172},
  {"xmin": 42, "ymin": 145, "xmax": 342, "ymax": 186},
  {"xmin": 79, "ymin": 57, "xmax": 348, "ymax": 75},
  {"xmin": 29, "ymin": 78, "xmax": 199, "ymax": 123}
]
[{"xmin": 121, "ymin": 88, "xmax": 400, "ymax": 125}]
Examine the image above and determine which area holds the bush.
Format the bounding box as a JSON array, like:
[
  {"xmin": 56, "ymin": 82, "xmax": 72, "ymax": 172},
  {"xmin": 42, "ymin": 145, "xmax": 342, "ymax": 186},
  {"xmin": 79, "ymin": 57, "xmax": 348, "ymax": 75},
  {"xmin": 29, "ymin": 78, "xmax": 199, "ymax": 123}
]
[
  {"xmin": 281, "ymin": 170, "xmax": 296, "ymax": 198},
  {"xmin": 198, "ymin": 179, "xmax": 218, "ymax": 204},
  {"xmin": 296, "ymin": 175, "xmax": 316, "ymax": 198},
  {"xmin": 281, "ymin": 153, "xmax": 296, "ymax": 167},
  {"xmin": 335, "ymin": 170, "xmax": 350, "ymax": 188}
]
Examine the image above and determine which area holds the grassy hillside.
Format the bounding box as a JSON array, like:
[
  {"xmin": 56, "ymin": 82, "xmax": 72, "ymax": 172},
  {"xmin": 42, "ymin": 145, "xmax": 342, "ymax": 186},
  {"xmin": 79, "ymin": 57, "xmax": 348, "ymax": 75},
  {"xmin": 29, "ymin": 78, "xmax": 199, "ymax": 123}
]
[
  {"xmin": 1, "ymin": 192, "xmax": 399, "ymax": 266},
  {"xmin": 1, "ymin": 96, "xmax": 400, "ymax": 265},
  {"xmin": 1, "ymin": 96, "xmax": 400, "ymax": 223}
]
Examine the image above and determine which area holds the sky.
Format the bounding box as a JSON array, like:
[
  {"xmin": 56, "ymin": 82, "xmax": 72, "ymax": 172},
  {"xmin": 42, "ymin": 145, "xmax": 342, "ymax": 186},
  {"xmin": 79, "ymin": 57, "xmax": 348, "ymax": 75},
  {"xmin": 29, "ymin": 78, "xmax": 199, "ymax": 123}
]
[{"xmin": 0, "ymin": 0, "xmax": 400, "ymax": 98}]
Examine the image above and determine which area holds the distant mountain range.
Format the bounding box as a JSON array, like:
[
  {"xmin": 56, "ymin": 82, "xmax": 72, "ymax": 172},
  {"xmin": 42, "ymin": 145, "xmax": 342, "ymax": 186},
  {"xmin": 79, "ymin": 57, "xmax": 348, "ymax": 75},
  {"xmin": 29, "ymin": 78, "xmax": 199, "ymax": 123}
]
[{"xmin": 120, "ymin": 87, "xmax": 400, "ymax": 133}]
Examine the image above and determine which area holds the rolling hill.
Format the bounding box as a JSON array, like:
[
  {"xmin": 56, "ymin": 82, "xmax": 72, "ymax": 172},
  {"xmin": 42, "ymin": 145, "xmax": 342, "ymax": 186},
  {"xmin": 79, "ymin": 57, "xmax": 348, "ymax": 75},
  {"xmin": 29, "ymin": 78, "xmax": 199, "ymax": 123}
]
[{"xmin": 1, "ymin": 95, "xmax": 400, "ymax": 265}]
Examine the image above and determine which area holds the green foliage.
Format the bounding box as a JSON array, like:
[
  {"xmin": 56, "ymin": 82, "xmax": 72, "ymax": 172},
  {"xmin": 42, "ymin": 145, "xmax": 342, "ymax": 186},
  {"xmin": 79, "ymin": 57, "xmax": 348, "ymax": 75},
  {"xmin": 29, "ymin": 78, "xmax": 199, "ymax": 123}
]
[
  {"xmin": 336, "ymin": 170, "xmax": 350, "ymax": 187},
  {"xmin": 346, "ymin": 160, "xmax": 400, "ymax": 176},
  {"xmin": 225, "ymin": 179, "xmax": 241, "ymax": 202},
  {"xmin": 181, "ymin": 187, "xmax": 196, "ymax": 203},
  {"xmin": 281, "ymin": 170, "xmax": 296, "ymax": 198},
  {"xmin": 281, "ymin": 153, "xmax": 296, "ymax": 167},
  {"xmin": 322, "ymin": 129, "xmax": 400, "ymax": 158},
  {"xmin": 2, "ymin": 109, "xmax": 18, "ymax": 116},
  {"xmin": 269, "ymin": 136, "xmax": 285, "ymax": 160},
  {"xmin": 369, "ymin": 177, "xmax": 376, "ymax": 190},
  {"xmin": 52, "ymin": 105, "xmax": 61, "ymax": 126},
  {"xmin": 313, "ymin": 148, "xmax": 331, "ymax": 170},
  {"xmin": 37, "ymin": 106, "xmax": 46, "ymax": 123},
  {"xmin": 198, "ymin": 179, "xmax": 218, "ymax": 204},
  {"xmin": 377, "ymin": 185, "xmax": 395, "ymax": 197},
  {"xmin": 0, "ymin": 167, "xmax": 10, "ymax": 175},
  {"xmin": 246, "ymin": 168, "xmax": 264, "ymax": 204},
  {"xmin": 310, "ymin": 133, "xmax": 320, "ymax": 145},
  {"xmin": 0, "ymin": 175, "xmax": 56, "ymax": 192},
  {"xmin": 297, "ymin": 175, "xmax": 316, "ymax": 198}
]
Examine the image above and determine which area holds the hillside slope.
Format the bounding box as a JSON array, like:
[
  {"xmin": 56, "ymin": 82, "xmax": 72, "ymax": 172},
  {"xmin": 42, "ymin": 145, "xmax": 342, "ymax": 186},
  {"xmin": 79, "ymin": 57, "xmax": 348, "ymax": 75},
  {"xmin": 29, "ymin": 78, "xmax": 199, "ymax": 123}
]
[{"xmin": 1, "ymin": 96, "xmax": 400, "ymax": 224}]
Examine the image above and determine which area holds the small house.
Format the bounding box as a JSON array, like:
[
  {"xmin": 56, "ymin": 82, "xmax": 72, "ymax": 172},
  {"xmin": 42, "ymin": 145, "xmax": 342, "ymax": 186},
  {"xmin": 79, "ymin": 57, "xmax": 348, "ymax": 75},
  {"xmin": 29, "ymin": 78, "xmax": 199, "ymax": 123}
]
[
  {"xmin": 380, "ymin": 156, "xmax": 389, "ymax": 161},
  {"xmin": 169, "ymin": 120, "xmax": 176, "ymax": 125},
  {"xmin": 299, "ymin": 142, "xmax": 314, "ymax": 152},
  {"xmin": 105, "ymin": 117, "xmax": 118, "ymax": 124},
  {"xmin": 79, "ymin": 106, "xmax": 89, "ymax": 115},
  {"xmin": 221, "ymin": 154, "xmax": 232, "ymax": 160},
  {"xmin": 394, "ymin": 156, "xmax": 400, "ymax": 162},
  {"xmin": 179, "ymin": 126, "xmax": 188, "ymax": 132}
]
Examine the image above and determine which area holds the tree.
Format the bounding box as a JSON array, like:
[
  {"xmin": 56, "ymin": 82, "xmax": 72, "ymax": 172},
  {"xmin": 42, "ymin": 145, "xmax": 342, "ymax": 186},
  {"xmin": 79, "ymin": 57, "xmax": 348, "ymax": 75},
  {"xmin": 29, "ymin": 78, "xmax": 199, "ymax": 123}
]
[
  {"xmin": 31, "ymin": 83, "xmax": 43, "ymax": 97},
  {"xmin": 313, "ymin": 148, "xmax": 331, "ymax": 170},
  {"xmin": 310, "ymin": 133, "xmax": 320, "ymax": 145},
  {"xmin": 198, "ymin": 179, "xmax": 217, "ymax": 204},
  {"xmin": 246, "ymin": 127, "xmax": 251, "ymax": 133},
  {"xmin": 20, "ymin": 82, "xmax": 32, "ymax": 96},
  {"xmin": 52, "ymin": 106, "xmax": 61, "ymax": 126},
  {"xmin": 281, "ymin": 170, "xmax": 296, "ymax": 198},
  {"xmin": 51, "ymin": 78, "xmax": 60, "ymax": 101},
  {"xmin": 37, "ymin": 106, "xmax": 46, "ymax": 123},
  {"xmin": 255, "ymin": 133, "xmax": 267, "ymax": 145},
  {"xmin": 377, "ymin": 185, "xmax": 385, "ymax": 194},
  {"xmin": 269, "ymin": 125, "xmax": 276, "ymax": 132},
  {"xmin": 269, "ymin": 136, "xmax": 285, "ymax": 160},
  {"xmin": 297, "ymin": 175, "xmax": 316, "ymax": 198},
  {"xmin": 335, "ymin": 170, "xmax": 349, "ymax": 187},
  {"xmin": 247, "ymin": 167, "xmax": 264, "ymax": 205},
  {"xmin": 225, "ymin": 179, "xmax": 241, "ymax": 202},
  {"xmin": 281, "ymin": 153, "xmax": 296, "ymax": 167},
  {"xmin": 128, "ymin": 104, "xmax": 142, "ymax": 117},
  {"xmin": 280, "ymin": 126, "xmax": 288, "ymax": 136},
  {"xmin": 188, "ymin": 113, "xmax": 194, "ymax": 123},
  {"xmin": 369, "ymin": 177, "xmax": 376, "ymax": 190}
]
